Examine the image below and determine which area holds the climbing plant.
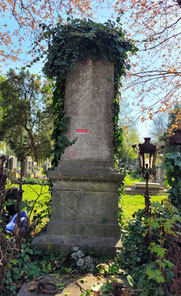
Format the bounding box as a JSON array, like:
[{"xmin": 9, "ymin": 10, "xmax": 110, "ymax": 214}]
[
  {"xmin": 164, "ymin": 152, "xmax": 181, "ymax": 214},
  {"xmin": 42, "ymin": 18, "xmax": 137, "ymax": 167}
]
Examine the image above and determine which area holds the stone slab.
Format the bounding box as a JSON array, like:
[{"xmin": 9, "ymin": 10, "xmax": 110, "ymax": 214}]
[
  {"xmin": 32, "ymin": 235, "xmax": 122, "ymax": 256},
  {"xmin": 47, "ymin": 222, "xmax": 121, "ymax": 237},
  {"xmin": 49, "ymin": 160, "xmax": 124, "ymax": 182},
  {"xmin": 134, "ymin": 182, "xmax": 162, "ymax": 189},
  {"xmin": 17, "ymin": 274, "xmax": 126, "ymax": 296}
]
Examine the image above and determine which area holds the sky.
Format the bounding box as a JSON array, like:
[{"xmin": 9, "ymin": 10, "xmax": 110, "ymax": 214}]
[{"xmin": 0, "ymin": 2, "xmax": 162, "ymax": 143}]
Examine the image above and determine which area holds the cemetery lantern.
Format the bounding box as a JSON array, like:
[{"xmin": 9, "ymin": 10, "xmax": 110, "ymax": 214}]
[
  {"xmin": 132, "ymin": 137, "xmax": 156, "ymax": 217},
  {"xmin": 138, "ymin": 137, "xmax": 156, "ymax": 174}
]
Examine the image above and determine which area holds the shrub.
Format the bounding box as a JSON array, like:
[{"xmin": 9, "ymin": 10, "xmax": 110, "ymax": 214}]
[
  {"xmin": 119, "ymin": 201, "xmax": 181, "ymax": 296},
  {"xmin": 164, "ymin": 152, "xmax": 181, "ymax": 214}
]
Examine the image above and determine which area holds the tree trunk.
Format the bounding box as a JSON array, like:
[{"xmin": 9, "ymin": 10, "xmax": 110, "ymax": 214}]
[{"xmin": 24, "ymin": 126, "xmax": 38, "ymax": 164}]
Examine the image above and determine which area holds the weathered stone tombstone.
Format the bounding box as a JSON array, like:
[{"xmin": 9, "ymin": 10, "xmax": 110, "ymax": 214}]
[
  {"xmin": 33, "ymin": 58, "xmax": 124, "ymax": 255},
  {"xmin": 7, "ymin": 156, "xmax": 17, "ymax": 182},
  {"xmin": 44, "ymin": 158, "xmax": 51, "ymax": 173},
  {"xmin": 7, "ymin": 156, "xmax": 17, "ymax": 170},
  {"xmin": 23, "ymin": 156, "xmax": 32, "ymax": 178}
]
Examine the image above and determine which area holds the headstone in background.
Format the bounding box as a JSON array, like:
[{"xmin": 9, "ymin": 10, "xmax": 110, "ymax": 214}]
[
  {"xmin": 43, "ymin": 158, "xmax": 51, "ymax": 174},
  {"xmin": 24, "ymin": 156, "xmax": 32, "ymax": 178},
  {"xmin": 7, "ymin": 156, "xmax": 17, "ymax": 170}
]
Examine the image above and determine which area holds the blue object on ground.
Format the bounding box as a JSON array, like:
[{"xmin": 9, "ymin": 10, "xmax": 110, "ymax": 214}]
[{"xmin": 6, "ymin": 211, "xmax": 28, "ymax": 232}]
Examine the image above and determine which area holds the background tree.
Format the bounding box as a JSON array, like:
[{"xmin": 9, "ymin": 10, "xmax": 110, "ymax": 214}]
[
  {"xmin": 149, "ymin": 114, "xmax": 168, "ymax": 143},
  {"xmin": 113, "ymin": 0, "xmax": 181, "ymax": 119},
  {"xmin": 119, "ymin": 126, "xmax": 140, "ymax": 168},
  {"xmin": 0, "ymin": 69, "xmax": 53, "ymax": 167},
  {"xmin": 0, "ymin": 0, "xmax": 180, "ymax": 119},
  {"xmin": 0, "ymin": 0, "xmax": 93, "ymax": 65},
  {"xmin": 149, "ymin": 104, "xmax": 181, "ymax": 154},
  {"xmin": 162, "ymin": 104, "xmax": 181, "ymax": 153},
  {"xmin": 118, "ymin": 99, "xmax": 140, "ymax": 168},
  {"xmin": 167, "ymin": 104, "xmax": 181, "ymax": 134}
]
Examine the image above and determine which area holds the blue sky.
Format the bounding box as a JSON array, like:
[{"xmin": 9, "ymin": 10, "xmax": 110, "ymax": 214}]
[{"xmin": 0, "ymin": 3, "xmax": 160, "ymax": 143}]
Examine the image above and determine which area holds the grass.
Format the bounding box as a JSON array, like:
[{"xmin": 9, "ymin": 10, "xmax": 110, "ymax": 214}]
[
  {"xmin": 21, "ymin": 184, "xmax": 50, "ymax": 202},
  {"xmin": 123, "ymin": 175, "xmax": 167, "ymax": 222},
  {"xmin": 7, "ymin": 184, "xmax": 51, "ymax": 229},
  {"xmin": 8, "ymin": 184, "xmax": 51, "ymax": 202},
  {"xmin": 121, "ymin": 194, "xmax": 167, "ymax": 222},
  {"xmin": 124, "ymin": 175, "xmax": 144, "ymax": 186}
]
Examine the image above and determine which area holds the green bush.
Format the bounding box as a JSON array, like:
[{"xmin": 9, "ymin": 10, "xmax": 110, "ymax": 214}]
[
  {"xmin": 119, "ymin": 201, "xmax": 181, "ymax": 295},
  {"xmin": 3, "ymin": 242, "xmax": 64, "ymax": 295},
  {"xmin": 21, "ymin": 177, "xmax": 50, "ymax": 185},
  {"xmin": 164, "ymin": 152, "xmax": 181, "ymax": 213}
]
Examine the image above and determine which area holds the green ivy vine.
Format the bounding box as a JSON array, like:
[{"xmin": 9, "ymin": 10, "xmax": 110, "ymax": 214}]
[
  {"xmin": 164, "ymin": 152, "xmax": 181, "ymax": 214},
  {"xmin": 50, "ymin": 77, "xmax": 76, "ymax": 167},
  {"xmin": 42, "ymin": 18, "xmax": 137, "ymax": 167}
]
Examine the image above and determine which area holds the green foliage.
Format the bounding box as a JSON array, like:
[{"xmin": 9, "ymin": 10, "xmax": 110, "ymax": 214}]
[
  {"xmin": 119, "ymin": 127, "xmax": 140, "ymax": 168},
  {"xmin": 161, "ymin": 104, "xmax": 181, "ymax": 153},
  {"xmin": 3, "ymin": 242, "xmax": 64, "ymax": 295},
  {"xmin": 0, "ymin": 69, "xmax": 53, "ymax": 164},
  {"xmin": 41, "ymin": 18, "xmax": 137, "ymax": 167},
  {"xmin": 50, "ymin": 78, "xmax": 76, "ymax": 167},
  {"xmin": 8, "ymin": 184, "xmax": 51, "ymax": 233},
  {"xmin": 124, "ymin": 174, "xmax": 144, "ymax": 185},
  {"xmin": 20, "ymin": 184, "xmax": 51, "ymax": 233},
  {"xmin": 21, "ymin": 177, "xmax": 49, "ymax": 185},
  {"xmin": 119, "ymin": 201, "xmax": 180, "ymax": 295},
  {"xmin": 164, "ymin": 152, "xmax": 181, "ymax": 213},
  {"xmin": 43, "ymin": 19, "xmax": 136, "ymax": 79}
]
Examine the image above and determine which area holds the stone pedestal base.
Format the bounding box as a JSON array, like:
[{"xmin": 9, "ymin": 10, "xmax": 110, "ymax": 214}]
[
  {"xmin": 32, "ymin": 235, "xmax": 122, "ymax": 256},
  {"xmin": 32, "ymin": 161, "xmax": 123, "ymax": 256}
]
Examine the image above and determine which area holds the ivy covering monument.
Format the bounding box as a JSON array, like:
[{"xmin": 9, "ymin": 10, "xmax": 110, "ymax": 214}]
[{"xmin": 42, "ymin": 18, "xmax": 137, "ymax": 167}]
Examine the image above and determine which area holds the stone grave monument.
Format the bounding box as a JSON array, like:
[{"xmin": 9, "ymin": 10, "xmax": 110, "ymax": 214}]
[
  {"xmin": 7, "ymin": 156, "xmax": 17, "ymax": 170},
  {"xmin": 33, "ymin": 58, "xmax": 123, "ymax": 255},
  {"xmin": 23, "ymin": 156, "xmax": 32, "ymax": 178}
]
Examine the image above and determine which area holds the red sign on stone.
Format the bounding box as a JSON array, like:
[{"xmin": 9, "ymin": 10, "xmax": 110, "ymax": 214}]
[{"xmin": 76, "ymin": 129, "xmax": 88, "ymax": 134}]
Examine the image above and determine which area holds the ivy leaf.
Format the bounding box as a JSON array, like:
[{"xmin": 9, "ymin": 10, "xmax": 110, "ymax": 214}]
[
  {"xmin": 150, "ymin": 245, "xmax": 166, "ymax": 258},
  {"xmin": 127, "ymin": 275, "xmax": 134, "ymax": 287},
  {"xmin": 117, "ymin": 46, "xmax": 125, "ymax": 54}
]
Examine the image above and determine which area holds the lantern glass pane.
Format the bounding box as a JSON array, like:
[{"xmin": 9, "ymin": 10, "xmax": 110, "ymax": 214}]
[
  {"xmin": 145, "ymin": 154, "xmax": 149, "ymax": 168},
  {"xmin": 149, "ymin": 154, "xmax": 153, "ymax": 168},
  {"xmin": 140, "ymin": 154, "xmax": 144, "ymax": 168}
]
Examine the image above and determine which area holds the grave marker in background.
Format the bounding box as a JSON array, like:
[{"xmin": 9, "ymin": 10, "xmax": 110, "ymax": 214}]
[{"xmin": 23, "ymin": 156, "xmax": 32, "ymax": 178}]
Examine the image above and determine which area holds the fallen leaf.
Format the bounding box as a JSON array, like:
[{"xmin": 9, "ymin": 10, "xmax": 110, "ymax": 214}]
[
  {"xmin": 27, "ymin": 285, "xmax": 36, "ymax": 291},
  {"xmin": 91, "ymin": 283, "xmax": 102, "ymax": 292}
]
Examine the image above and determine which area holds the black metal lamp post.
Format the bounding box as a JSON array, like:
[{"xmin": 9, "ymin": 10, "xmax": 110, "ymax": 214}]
[{"xmin": 133, "ymin": 138, "xmax": 156, "ymax": 217}]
